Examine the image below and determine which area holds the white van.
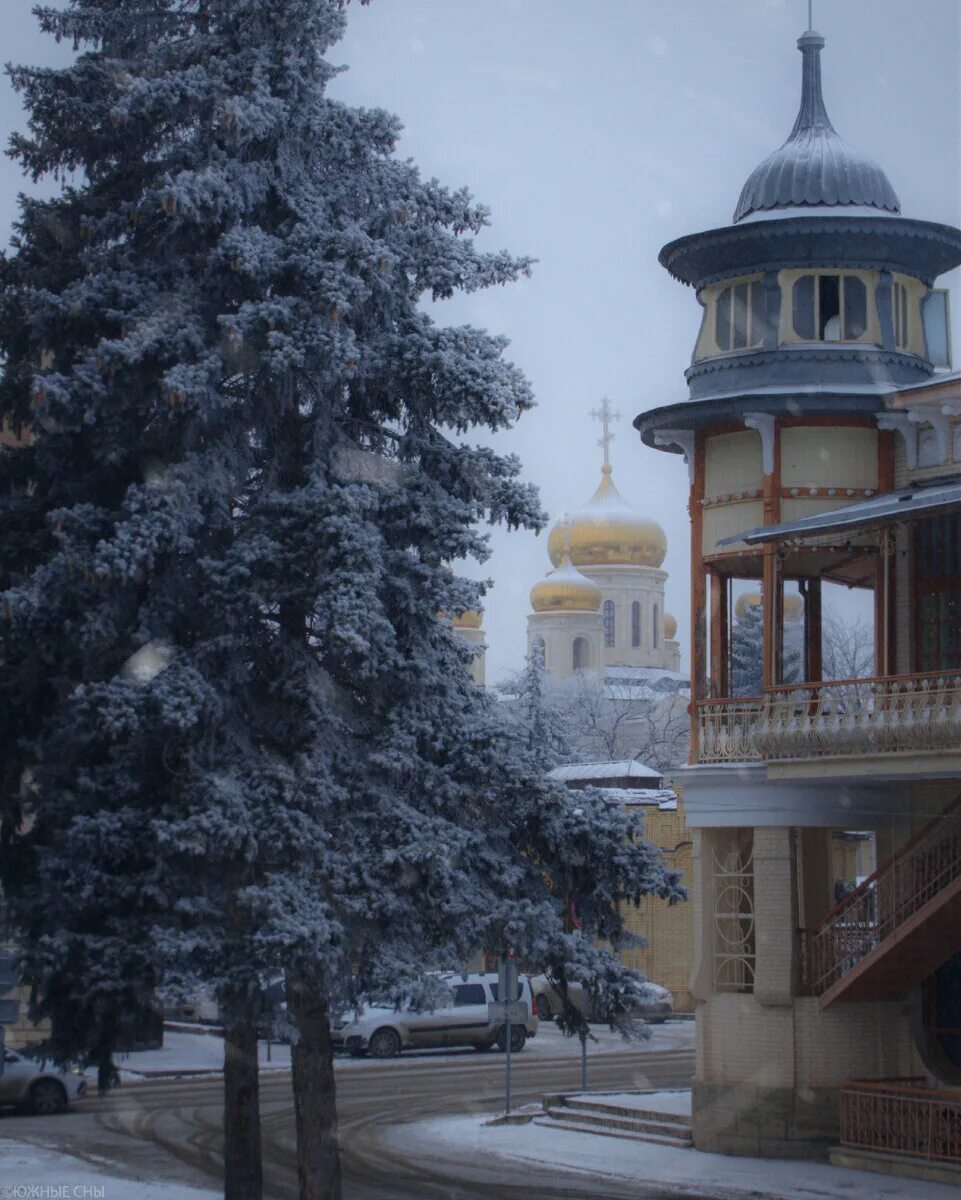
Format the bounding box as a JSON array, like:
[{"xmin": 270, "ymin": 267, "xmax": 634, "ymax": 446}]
[{"xmin": 331, "ymin": 972, "xmax": 537, "ymax": 1058}]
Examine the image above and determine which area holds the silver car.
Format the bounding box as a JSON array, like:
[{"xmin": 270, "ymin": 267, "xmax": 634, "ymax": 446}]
[
  {"xmin": 331, "ymin": 973, "xmax": 537, "ymax": 1058},
  {"xmin": 0, "ymin": 1047, "xmax": 88, "ymax": 1114},
  {"xmin": 530, "ymin": 975, "xmax": 674, "ymax": 1023}
]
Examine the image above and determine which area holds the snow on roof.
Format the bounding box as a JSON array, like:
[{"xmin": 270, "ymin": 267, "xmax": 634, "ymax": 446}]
[
  {"xmin": 548, "ymin": 760, "xmax": 662, "ymax": 783},
  {"xmin": 605, "ymin": 685, "xmax": 691, "ymax": 703},
  {"xmin": 604, "ymin": 665, "xmax": 689, "ymax": 686},
  {"xmin": 596, "ymin": 787, "xmax": 678, "ymax": 809},
  {"xmin": 719, "ymin": 478, "xmax": 961, "ymax": 546}
]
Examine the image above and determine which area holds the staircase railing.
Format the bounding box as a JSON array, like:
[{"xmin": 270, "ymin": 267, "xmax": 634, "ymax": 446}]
[{"xmin": 806, "ymin": 796, "xmax": 961, "ymax": 995}]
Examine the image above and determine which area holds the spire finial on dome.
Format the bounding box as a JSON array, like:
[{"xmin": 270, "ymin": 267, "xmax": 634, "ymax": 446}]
[
  {"xmin": 590, "ymin": 396, "xmax": 621, "ymax": 471},
  {"xmin": 732, "ymin": 7, "xmax": 900, "ymax": 222},
  {"xmin": 793, "ymin": 20, "xmax": 831, "ymax": 137}
]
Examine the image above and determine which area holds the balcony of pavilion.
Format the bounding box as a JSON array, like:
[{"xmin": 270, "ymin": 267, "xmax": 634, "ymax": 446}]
[{"xmin": 693, "ymin": 476, "xmax": 961, "ymax": 781}]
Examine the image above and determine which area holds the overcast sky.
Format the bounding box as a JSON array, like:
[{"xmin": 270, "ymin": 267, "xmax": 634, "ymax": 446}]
[{"xmin": 2, "ymin": 0, "xmax": 959, "ymax": 684}]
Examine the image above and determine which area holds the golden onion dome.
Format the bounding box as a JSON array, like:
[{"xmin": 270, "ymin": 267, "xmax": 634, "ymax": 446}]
[
  {"xmin": 734, "ymin": 592, "xmax": 804, "ymax": 622},
  {"xmin": 452, "ymin": 609, "xmax": 483, "ymax": 630},
  {"xmin": 784, "ymin": 594, "xmax": 804, "ymax": 623},
  {"xmin": 663, "ymin": 612, "xmax": 678, "ymax": 640},
  {"xmin": 734, "ymin": 592, "xmax": 762, "ymax": 620},
  {"xmin": 547, "ymin": 466, "xmax": 667, "ymax": 569},
  {"xmin": 530, "ymin": 554, "xmax": 602, "ymax": 613}
]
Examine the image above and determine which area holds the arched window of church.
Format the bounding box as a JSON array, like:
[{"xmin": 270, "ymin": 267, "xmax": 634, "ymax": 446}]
[
  {"xmin": 652, "ymin": 602, "xmax": 660, "ymax": 649},
  {"xmin": 573, "ymin": 637, "xmax": 591, "ymax": 672},
  {"xmin": 631, "ymin": 602, "xmax": 641, "ymax": 648},
  {"xmin": 531, "ymin": 637, "xmax": 546, "ymax": 667},
  {"xmin": 603, "ymin": 600, "xmax": 615, "ymax": 648}
]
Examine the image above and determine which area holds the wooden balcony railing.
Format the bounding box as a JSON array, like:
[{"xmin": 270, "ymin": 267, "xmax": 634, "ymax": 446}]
[
  {"xmin": 695, "ymin": 697, "xmax": 764, "ymax": 764},
  {"xmin": 805, "ymin": 797, "xmax": 961, "ymax": 996},
  {"xmin": 693, "ymin": 670, "xmax": 961, "ymax": 765},
  {"xmin": 840, "ymin": 1077, "xmax": 961, "ymax": 1165},
  {"xmin": 756, "ymin": 670, "xmax": 961, "ymax": 761}
]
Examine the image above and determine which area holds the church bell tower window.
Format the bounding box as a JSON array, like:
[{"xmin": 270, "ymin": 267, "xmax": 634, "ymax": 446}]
[
  {"xmin": 603, "ymin": 600, "xmax": 615, "ymax": 648},
  {"xmin": 631, "ymin": 601, "xmax": 641, "ymax": 648}
]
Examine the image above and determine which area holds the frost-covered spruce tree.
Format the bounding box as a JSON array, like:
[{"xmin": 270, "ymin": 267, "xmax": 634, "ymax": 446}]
[
  {"xmin": 0, "ymin": 4, "xmax": 683, "ymax": 1199},
  {"xmin": 731, "ymin": 600, "xmax": 801, "ymax": 695},
  {"xmin": 499, "ymin": 643, "xmax": 575, "ymax": 770}
]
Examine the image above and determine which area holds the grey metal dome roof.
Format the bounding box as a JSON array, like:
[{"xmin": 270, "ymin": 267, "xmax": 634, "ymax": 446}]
[{"xmin": 733, "ymin": 30, "xmax": 900, "ymax": 224}]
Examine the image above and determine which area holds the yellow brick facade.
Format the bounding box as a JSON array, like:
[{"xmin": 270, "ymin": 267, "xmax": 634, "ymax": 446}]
[{"xmin": 619, "ymin": 795, "xmax": 695, "ymax": 1013}]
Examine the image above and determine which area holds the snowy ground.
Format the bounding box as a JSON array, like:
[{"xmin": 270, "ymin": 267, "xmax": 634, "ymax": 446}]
[
  {"xmin": 115, "ymin": 1018, "xmax": 694, "ymax": 1078},
  {"xmin": 385, "ymin": 1102, "xmax": 960, "ymax": 1200},
  {"xmin": 1, "ymin": 1140, "xmax": 218, "ymax": 1200}
]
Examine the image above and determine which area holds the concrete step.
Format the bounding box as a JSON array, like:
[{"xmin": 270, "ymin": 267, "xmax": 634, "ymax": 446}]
[
  {"xmin": 560, "ymin": 1095, "xmax": 692, "ymax": 1129},
  {"xmin": 544, "ymin": 1104, "xmax": 690, "ymax": 1140},
  {"xmin": 534, "ymin": 1115, "xmax": 692, "ymax": 1148}
]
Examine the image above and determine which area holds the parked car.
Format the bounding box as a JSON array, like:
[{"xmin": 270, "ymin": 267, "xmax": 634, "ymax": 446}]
[
  {"xmin": 0, "ymin": 1047, "xmax": 88, "ymax": 1115},
  {"xmin": 530, "ymin": 975, "xmax": 674, "ymax": 1023},
  {"xmin": 331, "ymin": 972, "xmax": 537, "ymax": 1058}
]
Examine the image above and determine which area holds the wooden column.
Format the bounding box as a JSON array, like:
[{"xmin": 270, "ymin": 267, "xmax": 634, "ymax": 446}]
[
  {"xmin": 760, "ymin": 421, "xmax": 781, "ymax": 691},
  {"xmin": 689, "ymin": 433, "xmax": 707, "ymax": 762},
  {"xmin": 875, "ymin": 429, "xmax": 896, "ymax": 677},
  {"xmin": 708, "ymin": 567, "xmax": 729, "ymax": 698},
  {"xmin": 804, "ymin": 577, "xmax": 822, "ymax": 683}
]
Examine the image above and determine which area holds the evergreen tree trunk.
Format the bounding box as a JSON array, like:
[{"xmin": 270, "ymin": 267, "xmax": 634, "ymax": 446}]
[
  {"xmin": 287, "ymin": 977, "xmax": 342, "ymax": 1200},
  {"xmin": 223, "ymin": 1016, "xmax": 263, "ymax": 1200}
]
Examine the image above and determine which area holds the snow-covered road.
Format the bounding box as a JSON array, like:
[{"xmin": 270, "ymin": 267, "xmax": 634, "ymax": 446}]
[{"xmin": 115, "ymin": 1017, "xmax": 695, "ymax": 1078}]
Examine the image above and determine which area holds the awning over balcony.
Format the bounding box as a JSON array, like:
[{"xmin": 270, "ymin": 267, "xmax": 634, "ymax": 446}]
[{"xmin": 718, "ymin": 477, "xmax": 961, "ymax": 548}]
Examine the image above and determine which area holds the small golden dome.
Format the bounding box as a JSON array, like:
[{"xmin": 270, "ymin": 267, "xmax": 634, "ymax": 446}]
[
  {"xmin": 530, "ymin": 555, "xmax": 602, "ymax": 613},
  {"xmin": 734, "ymin": 592, "xmax": 762, "ymax": 620},
  {"xmin": 734, "ymin": 592, "xmax": 804, "ymax": 622},
  {"xmin": 547, "ymin": 466, "xmax": 667, "ymax": 569},
  {"xmin": 452, "ymin": 609, "xmax": 483, "ymax": 630},
  {"xmin": 664, "ymin": 612, "xmax": 678, "ymax": 640},
  {"xmin": 784, "ymin": 594, "xmax": 804, "ymax": 623}
]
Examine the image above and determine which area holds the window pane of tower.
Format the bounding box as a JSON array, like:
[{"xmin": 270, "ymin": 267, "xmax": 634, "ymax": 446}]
[
  {"xmin": 716, "ymin": 286, "xmax": 732, "ymax": 350},
  {"xmin": 603, "ymin": 600, "xmax": 615, "ymax": 647},
  {"xmin": 842, "ymin": 276, "xmax": 867, "ymax": 339},
  {"xmin": 733, "ymin": 283, "xmax": 749, "ymax": 349},
  {"xmin": 819, "ymin": 274, "xmax": 841, "ymax": 340},
  {"xmin": 793, "ymin": 275, "xmax": 816, "ymax": 339},
  {"xmin": 750, "ymin": 282, "xmax": 766, "ymax": 346},
  {"xmin": 632, "ymin": 601, "xmax": 641, "ymax": 648}
]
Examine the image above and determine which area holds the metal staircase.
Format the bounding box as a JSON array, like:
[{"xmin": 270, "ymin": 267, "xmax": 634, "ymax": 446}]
[{"xmin": 806, "ymin": 798, "xmax": 961, "ymax": 1007}]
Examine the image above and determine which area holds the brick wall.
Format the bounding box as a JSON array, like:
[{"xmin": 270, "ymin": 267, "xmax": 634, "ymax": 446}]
[{"xmin": 619, "ymin": 798, "xmax": 696, "ymax": 1012}]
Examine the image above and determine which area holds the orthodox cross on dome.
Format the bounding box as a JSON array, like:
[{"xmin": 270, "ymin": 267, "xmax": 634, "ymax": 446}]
[{"xmin": 590, "ymin": 397, "xmax": 621, "ymax": 470}]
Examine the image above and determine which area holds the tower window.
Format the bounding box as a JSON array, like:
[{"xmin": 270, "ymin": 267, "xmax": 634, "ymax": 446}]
[
  {"xmin": 716, "ymin": 280, "xmax": 765, "ymax": 351},
  {"xmin": 573, "ymin": 637, "xmax": 591, "ymax": 671},
  {"xmin": 631, "ymin": 601, "xmax": 641, "ymax": 648},
  {"xmin": 892, "ymin": 281, "xmax": 910, "ymax": 349},
  {"xmin": 652, "ymin": 602, "xmax": 660, "ymax": 650},
  {"xmin": 530, "ymin": 637, "xmax": 546, "ymax": 667},
  {"xmin": 792, "ymin": 274, "xmax": 869, "ymax": 342},
  {"xmin": 603, "ymin": 600, "xmax": 615, "ymax": 648}
]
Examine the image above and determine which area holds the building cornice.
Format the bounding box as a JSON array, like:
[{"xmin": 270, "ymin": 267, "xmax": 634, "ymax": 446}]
[{"xmin": 659, "ymin": 215, "xmax": 961, "ymax": 289}]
